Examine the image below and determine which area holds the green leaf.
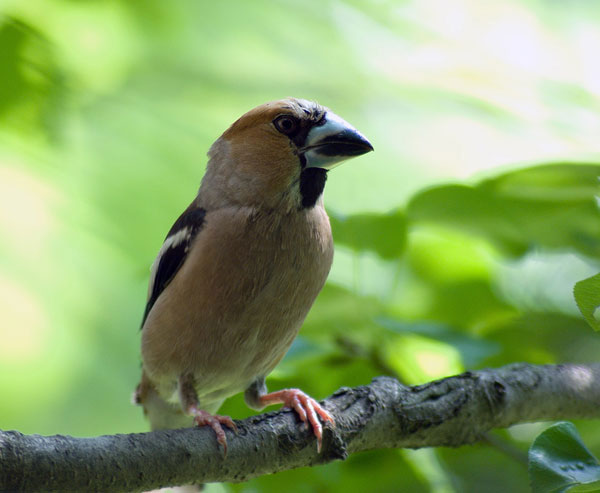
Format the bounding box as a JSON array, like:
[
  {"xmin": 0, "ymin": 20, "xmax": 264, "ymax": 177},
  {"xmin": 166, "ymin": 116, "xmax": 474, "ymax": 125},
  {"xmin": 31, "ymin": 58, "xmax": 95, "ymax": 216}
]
[
  {"xmin": 407, "ymin": 164, "xmax": 600, "ymax": 258},
  {"xmin": 529, "ymin": 422, "xmax": 600, "ymax": 493},
  {"xmin": 329, "ymin": 209, "xmax": 407, "ymax": 260},
  {"xmin": 574, "ymin": 273, "xmax": 600, "ymax": 331}
]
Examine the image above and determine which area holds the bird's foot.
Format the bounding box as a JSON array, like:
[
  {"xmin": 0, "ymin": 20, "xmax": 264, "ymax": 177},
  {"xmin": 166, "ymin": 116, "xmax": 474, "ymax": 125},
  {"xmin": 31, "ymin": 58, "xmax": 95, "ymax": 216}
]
[
  {"xmin": 259, "ymin": 388, "xmax": 334, "ymax": 452},
  {"xmin": 189, "ymin": 406, "xmax": 237, "ymax": 456}
]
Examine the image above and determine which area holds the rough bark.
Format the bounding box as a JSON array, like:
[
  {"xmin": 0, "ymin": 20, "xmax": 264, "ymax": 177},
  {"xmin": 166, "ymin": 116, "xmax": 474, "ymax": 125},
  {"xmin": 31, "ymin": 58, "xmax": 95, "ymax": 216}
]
[{"xmin": 1, "ymin": 363, "xmax": 599, "ymax": 492}]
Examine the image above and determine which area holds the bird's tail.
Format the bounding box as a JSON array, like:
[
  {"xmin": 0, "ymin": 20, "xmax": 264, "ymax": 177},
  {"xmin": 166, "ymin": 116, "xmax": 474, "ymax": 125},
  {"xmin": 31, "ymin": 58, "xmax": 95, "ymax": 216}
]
[
  {"xmin": 134, "ymin": 373, "xmax": 201, "ymax": 492},
  {"xmin": 134, "ymin": 372, "xmax": 194, "ymax": 431}
]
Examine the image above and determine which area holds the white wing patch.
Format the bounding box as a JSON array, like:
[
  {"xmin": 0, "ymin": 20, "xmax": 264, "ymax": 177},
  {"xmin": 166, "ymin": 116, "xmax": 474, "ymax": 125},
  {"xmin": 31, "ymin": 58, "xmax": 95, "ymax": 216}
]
[{"xmin": 147, "ymin": 226, "xmax": 190, "ymax": 300}]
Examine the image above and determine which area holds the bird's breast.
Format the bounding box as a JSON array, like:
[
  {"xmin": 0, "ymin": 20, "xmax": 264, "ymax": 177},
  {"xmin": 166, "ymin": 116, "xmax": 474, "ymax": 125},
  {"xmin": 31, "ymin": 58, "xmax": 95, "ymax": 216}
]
[{"xmin": 141, "ymin": 204, "xmax": 334, "ymax": 402}]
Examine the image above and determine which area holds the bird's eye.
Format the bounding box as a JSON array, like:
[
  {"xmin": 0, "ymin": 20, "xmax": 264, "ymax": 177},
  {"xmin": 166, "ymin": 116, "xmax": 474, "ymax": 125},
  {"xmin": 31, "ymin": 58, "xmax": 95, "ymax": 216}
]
[{"xmin": 273, "ymin": 115, "xmax": 299, "ymax": 135}]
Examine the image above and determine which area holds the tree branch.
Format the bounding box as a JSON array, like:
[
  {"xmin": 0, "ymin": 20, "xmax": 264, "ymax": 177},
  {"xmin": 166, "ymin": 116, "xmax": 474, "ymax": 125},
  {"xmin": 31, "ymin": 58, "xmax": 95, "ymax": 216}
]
[{"xmin": 2, "ymin": 363, "xmax": 599, "ymax": 492}]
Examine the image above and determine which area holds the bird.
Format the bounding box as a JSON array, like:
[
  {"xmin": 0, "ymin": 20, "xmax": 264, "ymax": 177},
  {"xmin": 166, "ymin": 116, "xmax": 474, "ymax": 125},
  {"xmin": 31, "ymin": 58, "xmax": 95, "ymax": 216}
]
[{"xmin": 134, "ymin": 97, "xmax": 373, "ymax": 455}]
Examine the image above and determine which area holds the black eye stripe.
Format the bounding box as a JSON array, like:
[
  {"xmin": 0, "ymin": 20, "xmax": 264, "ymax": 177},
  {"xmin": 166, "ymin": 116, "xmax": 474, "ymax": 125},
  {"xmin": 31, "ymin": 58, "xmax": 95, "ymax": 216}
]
[
  {"xmin": 313, "ymin": 114, "xmax": 327, "ymax": 127},
  {"xmin": 272, "ymin": 106, "xmax": 327, "ymax": 149}
]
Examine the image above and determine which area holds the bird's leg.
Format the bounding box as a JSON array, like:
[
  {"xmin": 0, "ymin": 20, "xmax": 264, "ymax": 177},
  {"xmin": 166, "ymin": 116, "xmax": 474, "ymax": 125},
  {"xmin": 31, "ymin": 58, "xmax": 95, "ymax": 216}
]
[
  {"xmin": 178, "ymin": 374, "xmax": 237, "ymax": 455},
  {"xmin": 256, "ymin": 386, "xmax": 334, "ymax": 452}
]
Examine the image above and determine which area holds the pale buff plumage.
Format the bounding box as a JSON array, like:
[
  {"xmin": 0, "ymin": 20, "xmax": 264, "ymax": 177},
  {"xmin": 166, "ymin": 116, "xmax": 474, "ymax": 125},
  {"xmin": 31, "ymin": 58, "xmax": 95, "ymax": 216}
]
[{"xmin": 142, "ymin": 205, "xmax": 333, "ymax": 408}]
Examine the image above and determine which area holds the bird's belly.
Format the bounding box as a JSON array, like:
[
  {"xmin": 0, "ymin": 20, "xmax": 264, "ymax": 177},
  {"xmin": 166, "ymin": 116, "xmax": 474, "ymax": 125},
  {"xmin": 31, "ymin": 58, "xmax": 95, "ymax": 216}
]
[
  {"xmin": 141, "ymin": 207, "xmax": 333, "ymax": 405},
  {"xmin": 187, "ymin": 268, "xmax": 322, "ymax": 400}
]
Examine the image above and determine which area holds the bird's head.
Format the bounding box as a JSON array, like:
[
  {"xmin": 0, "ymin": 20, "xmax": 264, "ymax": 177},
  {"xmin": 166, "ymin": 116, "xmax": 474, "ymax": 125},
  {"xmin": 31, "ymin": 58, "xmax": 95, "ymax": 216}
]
[{"xmin": 199, "ymin": 98, "xmax": 373, "ymax": 211}]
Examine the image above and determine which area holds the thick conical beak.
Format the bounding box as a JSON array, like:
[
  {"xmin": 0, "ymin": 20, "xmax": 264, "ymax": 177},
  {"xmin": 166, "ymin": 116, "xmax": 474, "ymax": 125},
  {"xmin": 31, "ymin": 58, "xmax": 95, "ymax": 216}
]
[{"xmin": 301, "ymin": 111, "xmax": 373, "ymax": 170}]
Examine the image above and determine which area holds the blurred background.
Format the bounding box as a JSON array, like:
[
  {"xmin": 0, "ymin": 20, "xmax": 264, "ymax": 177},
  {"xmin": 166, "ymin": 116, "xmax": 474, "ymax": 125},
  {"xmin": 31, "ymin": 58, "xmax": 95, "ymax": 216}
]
[{"xmin": 1, "ymin": 0, "xmax": 599, "ymax": 491}]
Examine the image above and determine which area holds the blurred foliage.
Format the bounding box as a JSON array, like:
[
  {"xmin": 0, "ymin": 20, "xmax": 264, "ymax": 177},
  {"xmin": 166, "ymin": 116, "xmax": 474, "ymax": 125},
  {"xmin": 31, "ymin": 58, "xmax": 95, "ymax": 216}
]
[
  {"xmin": 407, "ymin": 164, "xmax": 600, "ymax": 257},
  {"xmin": 574, "ymin": 274, "xmax": 600, "ymax": 332},
  {"xmin": 0, "ymin": 0, "xmax": 599, "ymax": 492}
]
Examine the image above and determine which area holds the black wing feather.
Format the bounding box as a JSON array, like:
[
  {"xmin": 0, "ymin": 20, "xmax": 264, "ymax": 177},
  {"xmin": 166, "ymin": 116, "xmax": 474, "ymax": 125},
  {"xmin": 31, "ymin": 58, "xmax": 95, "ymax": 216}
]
[{"xmin": 141, "ymin": 206, "xmax": 206, "ymax": 327}]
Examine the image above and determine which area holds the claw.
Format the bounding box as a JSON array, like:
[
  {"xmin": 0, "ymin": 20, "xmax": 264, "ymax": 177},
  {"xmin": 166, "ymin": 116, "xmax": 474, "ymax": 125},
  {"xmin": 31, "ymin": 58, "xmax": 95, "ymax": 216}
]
[
  {"xmin": 259, "ymin": 388, "xmax": 334, "ymax": 452},
  {"xmin": 189, "ymin": 406, "xmax": 237, "ymax": 456}
]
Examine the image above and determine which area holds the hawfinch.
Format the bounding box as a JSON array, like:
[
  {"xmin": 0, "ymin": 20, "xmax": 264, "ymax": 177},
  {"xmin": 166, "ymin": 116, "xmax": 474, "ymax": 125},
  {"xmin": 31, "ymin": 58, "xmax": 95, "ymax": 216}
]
[{"xmin": 135, "ymin": 98, "xmax": 373, "ymax": 453}]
